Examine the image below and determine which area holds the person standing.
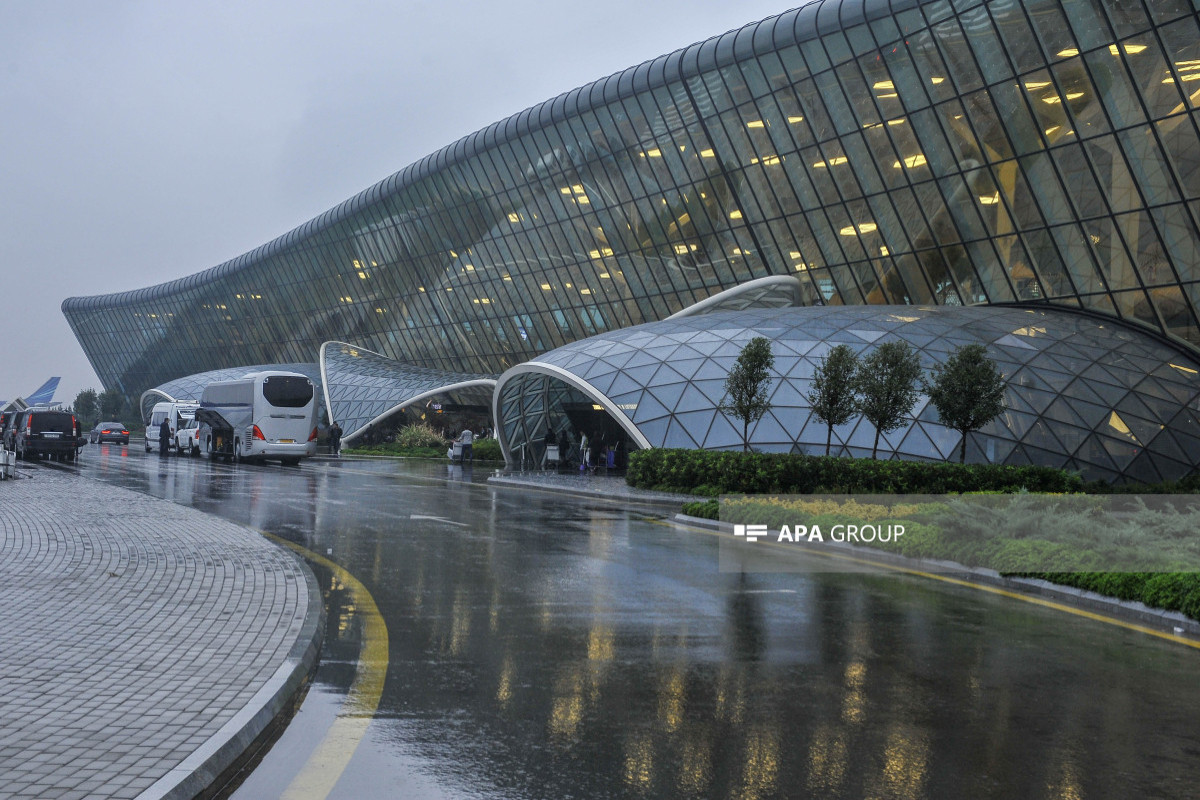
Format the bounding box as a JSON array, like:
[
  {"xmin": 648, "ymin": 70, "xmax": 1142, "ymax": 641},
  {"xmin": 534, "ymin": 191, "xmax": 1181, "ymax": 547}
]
[
  {"xmin": 328, "ymin": 420, "xmax": 343, "ymax": 457},
  {"xmin": 158, "ymin": 416, "xmax": 171, "ymax": 457},
  {"xmin": 579, "ymin": 431, "xmax": 589, "ymax": 472},
  {"xmin": 459, "ymin": 427, "xmax": 474, "ymax": 463}
]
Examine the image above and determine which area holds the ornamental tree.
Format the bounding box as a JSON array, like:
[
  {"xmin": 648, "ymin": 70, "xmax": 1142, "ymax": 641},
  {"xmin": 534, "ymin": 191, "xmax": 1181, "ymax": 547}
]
[
  {"xmin": 720, "ymin": 336, "xmax": 775, "ymax": 453},
  {"xmin": 924, "ymin": 343, "xmax": 1007, "ymax": 463},
  {"xmin": 854, "ymin": 341, "xmax": 922, "ymax": 459},
  {"xmin": 806, "ymin": 344, "xmax": 859, "ymax": 456}
]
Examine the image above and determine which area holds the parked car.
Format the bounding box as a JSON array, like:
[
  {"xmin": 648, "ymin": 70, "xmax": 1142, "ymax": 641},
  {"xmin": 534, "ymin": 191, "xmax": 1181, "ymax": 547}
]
[
  {"xmin": 11, "ymin": 409, "xmax": 85, "ymax": 461},
  {"xmin": 174, "ymin": 418, "xmax": 202, "ymax": 456},
  {"xmin": 89, "ymin": 421, "xmax": 130, "ymax": 445}
]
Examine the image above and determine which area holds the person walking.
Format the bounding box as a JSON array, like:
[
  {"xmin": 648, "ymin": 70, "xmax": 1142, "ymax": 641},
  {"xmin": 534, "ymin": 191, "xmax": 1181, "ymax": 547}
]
[
  {"xmin": 158, "ymin": 416, "xmax": 171, "ymax": 457},
  {"xmin": 459, "ymin": 427, "xmax": 474, "ymax": 463},
  {"xmin": 328, "ymin": 420, "xmax": 343, "ymax": 457}
]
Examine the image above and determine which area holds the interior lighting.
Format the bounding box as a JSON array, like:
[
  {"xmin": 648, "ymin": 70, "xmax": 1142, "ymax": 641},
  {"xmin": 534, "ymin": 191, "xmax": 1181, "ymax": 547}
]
[
  {"xmin": 700, "ymin": 148, "xmax": 715, "ymax": 158},
  {"xmin": 787, "ymin": 115, "xmax": 804, "ymax": 123},
  {"xmin": 873, "ymin": 80, "xmax": 895, "ymax": 91},
  {"xmin": 877, "ymin": 93, "xmax": 899, "ymax": 99},
  {"xmin": 599, "ymin": 272, "xmax": 611, "ymax": 279},
  {"xmin": 641, "ymin": 148, "xmax": 663, "ymax": 157},
  {"xmin": 503, "ymin": 275, "xmax": 513, "ymax": 281},
  {"xmin": 746, "ymin": 120, "xmax": 765, "ymax": 128},
  {"xmin": 1057, "ymin": 47, "xmax": 1079, "ymax": 58},
  {"xmin": 376, "ymin": 308, "xmax": 386, "ymax": 314},
  {"xmin": 340, "ymin": 296, "xmax": 352, "ymax": 303},
  {"xmin": 893, "ymin": 154, "xmax": 927, "ymax": 169},
  {"xmin": 358, "ymin": 270, "xmax": 368, "ymax": 279},
  {"xmin": 508, "ymin": 213, "xmax": 521, "ymax": 222},
  {"xmin": 1169, "ymin": 363, "xmax": 1199, "ymax": 375},
  {"xmin": 580, "ymin": 288, "xmax": 592, "ymax": 295},
  {"xmin": 931, "ymin": 76, "xmax": 945, "ymax": 84},
  {"xmin": 813, "ymin": 156, "xmax": 849, "ymax": 168},
  {"xmin": 751, "ymin": 155, "xmax": 782, "ymax": 165},
  {"xmin": 979, "ymin": 193, "xmax": 1001, "ymax": 204},
  {"xmin": 840, "ymin": 222, "xmax": 878, "ymax": 236},
  {"xmin": 1109, "ymin": 43, "xmax": 1147, "ymax": 55},
  {"xmin": 1045, "ymin": 125, "xmax": 1061, "ymax": 136},
  {"xmin": 880, "ymin": 245, "xmax": 890, "ymax": 255},
  {"xmin": 541, "ymin": 283, "xmax": 552, "ymax": 291},
  {"xmin": 1024, "ymin": 80, "xmax": 1051, "ymax": 90},
  {"xmin": 464, "ymin": 264, "xmax": 475, "ymax": 271},
  {"xmin": 729, "ymin": 210, "xmax": 743, "ymax": 220},
  {"xmin": 418, "ymin": 287, "xmax": 426, "ymax": 292}
]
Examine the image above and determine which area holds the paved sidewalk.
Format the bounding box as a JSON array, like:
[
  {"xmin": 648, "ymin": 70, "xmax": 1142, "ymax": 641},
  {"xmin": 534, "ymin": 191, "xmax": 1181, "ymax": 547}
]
[
  {"xmin": 0, "ymin": 470, "xmax": 322, "ymax": 799},
  {"xmin": 487, "ymin": 470, "xmax": 696, "ymax": 508}
]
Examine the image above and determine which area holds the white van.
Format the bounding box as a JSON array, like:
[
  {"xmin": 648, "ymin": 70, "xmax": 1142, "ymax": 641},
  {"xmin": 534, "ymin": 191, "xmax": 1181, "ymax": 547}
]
[
  {"xmin": 198, "ymin": 371, "xmax": 317, "ymax": 465},
  {"xmin": 145, "ymin": 401, "xmax": 199, "ymax": 453}
]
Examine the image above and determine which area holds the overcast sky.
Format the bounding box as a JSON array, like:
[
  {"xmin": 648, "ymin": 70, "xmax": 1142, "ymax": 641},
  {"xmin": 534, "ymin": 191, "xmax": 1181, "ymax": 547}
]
[{"xmin": 0, "ymin": 0, "xmax": 795, "ymax": 406}]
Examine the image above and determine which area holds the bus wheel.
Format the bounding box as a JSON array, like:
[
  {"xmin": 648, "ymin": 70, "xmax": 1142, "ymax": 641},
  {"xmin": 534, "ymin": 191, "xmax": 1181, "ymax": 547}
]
[{"xmin": 233, "ymin": 440, "xmax": 241, "ymax": 464}]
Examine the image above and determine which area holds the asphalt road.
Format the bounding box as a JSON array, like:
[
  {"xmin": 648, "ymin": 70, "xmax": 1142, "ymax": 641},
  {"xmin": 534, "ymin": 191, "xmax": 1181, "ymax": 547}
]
[{"xmin": 43, "ymin": 442, "xmax": 1200, "ymax": 799}]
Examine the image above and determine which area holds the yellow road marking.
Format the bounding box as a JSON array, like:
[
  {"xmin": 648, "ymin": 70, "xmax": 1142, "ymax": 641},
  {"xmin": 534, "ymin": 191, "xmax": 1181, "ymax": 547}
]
[
  {"xmin": 667, "ymin": 518, "xmax": 1200, "ymax": 651},
  {"xmin": 260, "ymin": 531, "xmax": 390, "ymax": 800}
]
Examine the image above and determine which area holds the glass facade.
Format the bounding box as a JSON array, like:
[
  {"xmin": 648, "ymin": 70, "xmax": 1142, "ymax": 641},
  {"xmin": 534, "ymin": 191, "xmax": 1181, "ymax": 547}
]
[
  {"xmin": 497, "ymin": 305, "xmax": 1200, "ymax": 483},
  {"xmin": 320, "ymin": 342, "xmax": 495, "ymax": 439},
  {"xmin": 62, "ymin": 0, "xmax": 1200, "ymax": 412}
]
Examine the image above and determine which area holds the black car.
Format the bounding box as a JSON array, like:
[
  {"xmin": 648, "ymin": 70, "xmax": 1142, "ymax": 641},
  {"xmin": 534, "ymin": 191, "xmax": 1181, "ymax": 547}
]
[
  {"xmin": 89, "ymin": 421, "xmax": 130, "ymax": 445},
  {"xmin": 11, "ymin": 409, "xmax": 85, "ymax": 461}
]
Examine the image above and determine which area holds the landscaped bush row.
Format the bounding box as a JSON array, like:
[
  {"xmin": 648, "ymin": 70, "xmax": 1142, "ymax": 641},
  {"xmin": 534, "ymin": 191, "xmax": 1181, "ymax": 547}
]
[
  {"xmin": 344, "ymin": 436, "xmax": 504, "ymax": 462},
  {"xmin": 1020, "ymin": 572, "xmax": 1200, "ymax": 621},
  {"xmin": 627, "ymin": 448, "xmax": 1083, "ymax": 495}
]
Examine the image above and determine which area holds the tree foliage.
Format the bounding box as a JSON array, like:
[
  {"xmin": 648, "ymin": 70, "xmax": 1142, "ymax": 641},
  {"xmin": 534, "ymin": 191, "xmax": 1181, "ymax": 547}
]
[
  {"xmin": 854, "ymin": 341, "xmax": 922, "ymax": 459},
  {"xmin": 72, "ymin": 389, "xmax": 100, "ymax": 428},
  {"xmin": 924, "ymin": 343, "xmax": 1007, "ymax": 463},
  {"xmin": 806, "ymin": 344, "xmax": 859, "ymax": 456},
  {"xmin": 720, "ymin": 337, "xmax": 775, "ymax": 453},
  {"xmin": 98, "ymin": 388, "xmax": 125, "ymax": 422}
]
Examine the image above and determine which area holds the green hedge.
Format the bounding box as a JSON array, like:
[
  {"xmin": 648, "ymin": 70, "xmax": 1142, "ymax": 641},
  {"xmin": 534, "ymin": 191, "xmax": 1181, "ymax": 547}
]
[
  {"xmin": 1019, "ymin": 572, "xmax": 1200, "ymax": 620},
  {"xmin": 627, "ymin": 448, "xmax": 1082, "ymax": 495}
]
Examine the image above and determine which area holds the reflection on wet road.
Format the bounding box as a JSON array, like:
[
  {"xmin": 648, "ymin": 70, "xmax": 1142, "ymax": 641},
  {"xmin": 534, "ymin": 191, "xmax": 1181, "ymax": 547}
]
[{"xmin": 66, "ymin": 444, "xmax": 1200, "ymax": 798}]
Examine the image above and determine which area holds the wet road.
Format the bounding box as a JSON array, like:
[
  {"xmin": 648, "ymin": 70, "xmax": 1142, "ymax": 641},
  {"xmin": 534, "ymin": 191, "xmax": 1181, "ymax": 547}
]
[{"xmin": 53, "ymin": 443, "xmax": 1200, "ymax": 798}]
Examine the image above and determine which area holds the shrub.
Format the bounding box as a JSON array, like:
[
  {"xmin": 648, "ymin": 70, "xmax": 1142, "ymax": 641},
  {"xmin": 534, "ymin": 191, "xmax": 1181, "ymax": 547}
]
[
  {"xmin": 681, "ymin": 499, "xmax": 719, "ymax": 519},
  {"xmin": 470, "ymin": 438, "xmax": 503, "ymax": 461},
  {"xmin": 395, "ymin": 423, "xmax": 448, "ymax": 449},
  {"xmin": 629, "ymin": 448, "xmax": 1082, "ymax": 496}
]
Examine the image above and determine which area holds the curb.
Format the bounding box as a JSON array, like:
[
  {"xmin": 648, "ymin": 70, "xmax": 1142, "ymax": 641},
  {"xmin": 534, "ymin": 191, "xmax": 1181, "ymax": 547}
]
[
  {"xmin": 673, "ymin": 513, "xmax": 1200, "ymax": 639},
  {"xmin": 487, "ymin": 475, "xmax": 692, "ymax": 509},
  {"xmin": 137, "ymin": 547, "xmax": 326, "ymax": 800}
]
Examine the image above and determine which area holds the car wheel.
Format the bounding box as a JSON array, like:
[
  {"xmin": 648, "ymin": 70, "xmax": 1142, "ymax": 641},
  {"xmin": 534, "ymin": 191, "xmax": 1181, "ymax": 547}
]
[{"xmin": 191, "ymin": 443, "xmax": 200, "ymax": 456}]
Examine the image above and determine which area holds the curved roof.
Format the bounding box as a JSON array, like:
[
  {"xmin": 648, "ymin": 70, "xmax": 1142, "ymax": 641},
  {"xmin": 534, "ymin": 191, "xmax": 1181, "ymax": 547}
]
[
  {"xmin": 140, "ymin": 363, "xmax": 321, "ymax": 423},
  {"xmin": 320, "ymin": 342, "xmax": 496, "ymax": 442},
  {"xmin": 496, "ymin": 305, "xmax": 1200, "ymax": 483}
]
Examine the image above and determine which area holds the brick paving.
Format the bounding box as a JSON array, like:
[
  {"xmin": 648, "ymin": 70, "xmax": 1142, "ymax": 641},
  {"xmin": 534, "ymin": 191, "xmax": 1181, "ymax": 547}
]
[{"xmin": 0, "ymin": 470, "xmax": 321, "ymax": 800}]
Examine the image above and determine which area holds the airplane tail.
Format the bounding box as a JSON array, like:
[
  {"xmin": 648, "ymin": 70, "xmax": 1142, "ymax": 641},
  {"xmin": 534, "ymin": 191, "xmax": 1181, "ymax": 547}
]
[{"xmin": 24, "ymin": 377, "xmax": 60, "ymax": 407}]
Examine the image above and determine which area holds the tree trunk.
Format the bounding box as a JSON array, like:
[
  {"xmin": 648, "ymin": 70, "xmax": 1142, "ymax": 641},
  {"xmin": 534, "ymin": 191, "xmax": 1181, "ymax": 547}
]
[
  {"xmin": 826, "ymin": 423, "xmax": 832, "ymax": 456},
  {"xmin": 743, "ymin": 419, "xmax": 750, "ymax": 453},
  {"xmin": 872, "ymin": 426, "xmax": 880, "ymax": 460},
  {"xmin": 959, "ymin": 430, "xmax": 968, "ymax": 463}
]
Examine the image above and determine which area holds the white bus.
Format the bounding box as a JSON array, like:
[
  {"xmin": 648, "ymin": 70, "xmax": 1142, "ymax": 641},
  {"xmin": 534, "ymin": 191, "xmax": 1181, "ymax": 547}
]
[{"xmin": 197, "ymin": 371, "xmax": 318, "ymax": 465}]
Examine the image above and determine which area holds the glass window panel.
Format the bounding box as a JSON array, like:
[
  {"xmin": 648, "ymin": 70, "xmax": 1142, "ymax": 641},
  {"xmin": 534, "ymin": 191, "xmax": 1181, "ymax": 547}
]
[
  {"xmin": 1156, "ymin": 114, "xmax": 1200, "ymax": 199},
  {"xmin": 989, "ymin": 81, "xmax": 1043, "ymax": 156},
  {"xmin": 932, "ymin": 17, "xmax": 985, "ymax": 94},
  {"xmin": 1054, "ymin": 143, "xmax": 1109, "ymax": 217},
  {"xmin": 962, "ymin": 8, "xmax": 1014, "ymax": 84},
  {"xmin": 992, "ymin": 158, "xmax": 1046, "ymax": 230},
  {"xmin": 1102, "ymin": 0, "xmax": 1151, "ymax": 38},
  {"xmin": 1025, "ymin": 0, "xmax": 1077, "ymax": 62},
  {"xmin": 989, "ymin": 0, "xmax": 1046, "ymax": 73},
  {"xmin": 1150, "ymin": 203, "xmax": 1200, "ymax": 282},
  {"xmin": 1086, "ymin": 135, "xmax": 1144, "ymax": 213},
  {"xmin": 1052, "ymin": 223, "xmax": 1107, "ymax": 292},
  {"xmin": 939, "ymin": 174, "xmax": 989, "ymax": 241},
  {"xmin": 1052, "ymin": 58, "xmax": 1112, "ymax": 138},
  {"xmin": 1123, "ymin": 34, "xmax": 1185, "ymax": 119},
  {"xmin": 1112, "ymin": 288, "xmax": 1160, "ymax": 328},
  {"xmin": 1060, "ymin": 0, "xmax": 1115, "ymax": 51}
]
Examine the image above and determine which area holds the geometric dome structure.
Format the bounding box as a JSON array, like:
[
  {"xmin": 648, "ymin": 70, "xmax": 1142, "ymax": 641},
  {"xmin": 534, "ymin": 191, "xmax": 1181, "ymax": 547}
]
[{"xmin": 496, "ymin": 305, "xmax": 1200, "ymax": 483}]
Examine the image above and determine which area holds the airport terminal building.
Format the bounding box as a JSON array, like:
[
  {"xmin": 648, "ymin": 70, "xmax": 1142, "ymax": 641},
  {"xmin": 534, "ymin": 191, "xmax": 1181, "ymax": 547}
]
[{"xmin": 63, "ymin": 0, "xmax": 1200, "ymax": 482}]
